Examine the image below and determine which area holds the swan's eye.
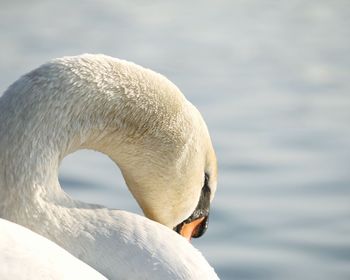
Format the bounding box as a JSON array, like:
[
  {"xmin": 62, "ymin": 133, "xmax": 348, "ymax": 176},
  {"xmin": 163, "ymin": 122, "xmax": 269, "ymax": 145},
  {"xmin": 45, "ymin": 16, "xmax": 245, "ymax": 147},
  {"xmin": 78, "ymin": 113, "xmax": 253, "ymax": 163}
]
[
  {"xmin": 200, "ymin": 173, "xmax": 211, "ymax": 209},
  {"xmin": 203, "ymin": 173, "xmax": 211, "ymax": 194}
]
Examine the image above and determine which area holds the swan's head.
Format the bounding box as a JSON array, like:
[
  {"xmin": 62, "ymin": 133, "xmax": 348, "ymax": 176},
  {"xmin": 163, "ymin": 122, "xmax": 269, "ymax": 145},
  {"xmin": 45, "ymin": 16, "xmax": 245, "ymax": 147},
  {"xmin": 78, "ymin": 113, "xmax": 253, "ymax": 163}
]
[
  {"xmin": 113, "ymin": 100, "xmax": 217, "ymax": 240},
  {"xmin": 117, "ymin": 115, "xmax": 218, "ymax": 241}
]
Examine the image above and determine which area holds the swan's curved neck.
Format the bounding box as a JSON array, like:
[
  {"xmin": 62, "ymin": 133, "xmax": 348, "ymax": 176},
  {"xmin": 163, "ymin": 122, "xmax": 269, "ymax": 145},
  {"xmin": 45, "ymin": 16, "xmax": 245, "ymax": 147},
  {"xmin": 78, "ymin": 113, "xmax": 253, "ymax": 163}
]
[
  {"xmin": 0, "ymin": 93, "xmax": 113, "ymax": 212},
  {"xmin": 0, "ymin": 59, "xmax": 133, "ymax": 214},
  {"xmin": 0, "ymin": 55, "xmax": 195, "ymax": 226}
]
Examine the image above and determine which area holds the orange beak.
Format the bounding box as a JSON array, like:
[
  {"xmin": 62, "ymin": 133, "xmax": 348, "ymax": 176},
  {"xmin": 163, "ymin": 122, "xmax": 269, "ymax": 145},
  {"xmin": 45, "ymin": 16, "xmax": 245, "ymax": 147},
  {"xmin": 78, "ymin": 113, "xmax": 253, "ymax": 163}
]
[{"xmin": 177, "ymin": 216, "xmax": 208, "ymax": 241}]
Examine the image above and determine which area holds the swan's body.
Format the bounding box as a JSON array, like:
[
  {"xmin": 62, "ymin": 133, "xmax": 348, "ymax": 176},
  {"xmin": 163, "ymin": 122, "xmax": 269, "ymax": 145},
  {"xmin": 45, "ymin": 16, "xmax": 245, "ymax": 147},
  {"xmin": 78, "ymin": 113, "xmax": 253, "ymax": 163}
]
[
  {"xmin": 0, "ymin": 54, "xmax": 218, "ymax": 279},
  {"xmin": 0, "ymin": 218, "xmax": 106, "ymax": 280}
]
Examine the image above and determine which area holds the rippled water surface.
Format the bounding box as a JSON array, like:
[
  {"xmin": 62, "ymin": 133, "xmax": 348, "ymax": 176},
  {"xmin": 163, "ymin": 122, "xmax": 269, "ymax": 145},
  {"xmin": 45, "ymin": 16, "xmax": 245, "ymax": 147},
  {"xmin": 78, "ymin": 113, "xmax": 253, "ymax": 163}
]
[{"xmin": 1, "ymin": 1, "xmax": 350, "ymax": 279}]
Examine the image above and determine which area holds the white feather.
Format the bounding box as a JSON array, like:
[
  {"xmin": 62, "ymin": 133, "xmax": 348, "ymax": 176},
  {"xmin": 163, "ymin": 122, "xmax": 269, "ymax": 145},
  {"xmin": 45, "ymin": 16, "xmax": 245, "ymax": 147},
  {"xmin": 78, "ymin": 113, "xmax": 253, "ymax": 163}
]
[{"xmin": 0, "ymin": 218, "xmax": 106, "ymax": 280}]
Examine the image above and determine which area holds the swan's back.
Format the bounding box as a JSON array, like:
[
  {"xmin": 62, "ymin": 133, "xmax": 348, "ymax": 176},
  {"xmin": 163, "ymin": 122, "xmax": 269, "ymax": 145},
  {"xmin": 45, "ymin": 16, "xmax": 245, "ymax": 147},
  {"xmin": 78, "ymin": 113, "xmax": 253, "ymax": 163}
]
[
  {"xmin": 0, "ymin": 218, "xmax": 106, "ymax": 280},
  {"xmin": 76, "ymin": 209, "xmax": 219, "ymax": 279}
]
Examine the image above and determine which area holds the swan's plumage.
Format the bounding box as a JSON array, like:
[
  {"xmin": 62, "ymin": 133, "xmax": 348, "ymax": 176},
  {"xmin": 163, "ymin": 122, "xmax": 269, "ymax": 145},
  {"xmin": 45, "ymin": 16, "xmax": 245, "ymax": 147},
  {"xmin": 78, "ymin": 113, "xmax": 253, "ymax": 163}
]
[
  {"xmin": 0, "ymin": 218, "xmax": 106, "ymax": 280},
  {"xmin": 0, "ymin": 54, "xmax": 218, "ymax": 279}
]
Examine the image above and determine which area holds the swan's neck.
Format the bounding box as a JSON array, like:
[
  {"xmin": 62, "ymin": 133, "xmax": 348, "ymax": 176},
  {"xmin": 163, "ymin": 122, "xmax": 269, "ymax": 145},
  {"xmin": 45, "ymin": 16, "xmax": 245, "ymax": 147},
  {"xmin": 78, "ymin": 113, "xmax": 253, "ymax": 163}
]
[
  {"xmin": 0, "ymin": 97, "xmax": 111, "ymax": 215},
  {"xmin": 0, "ymin": 58, "xmax": 127, "ymax": 217},
  {"xmin": 0, "ymin": 55, "xmax": 195, "ymax": 226}
]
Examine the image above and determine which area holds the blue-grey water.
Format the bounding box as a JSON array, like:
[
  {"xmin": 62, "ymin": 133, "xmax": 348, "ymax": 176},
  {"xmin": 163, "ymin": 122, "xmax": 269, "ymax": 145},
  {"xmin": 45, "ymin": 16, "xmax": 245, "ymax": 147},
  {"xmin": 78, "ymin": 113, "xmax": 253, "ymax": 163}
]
[{"xmin": 1, "ymin": 1, "xmax": 350, "ymax": 279}]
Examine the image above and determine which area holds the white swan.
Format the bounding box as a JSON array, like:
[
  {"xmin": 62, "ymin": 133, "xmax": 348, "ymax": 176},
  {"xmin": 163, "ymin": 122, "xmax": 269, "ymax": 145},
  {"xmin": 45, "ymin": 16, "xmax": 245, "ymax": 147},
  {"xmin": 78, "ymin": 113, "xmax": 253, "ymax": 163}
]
[{"xmin": 0, "ymin": 54, "xmax": 218, "ymax": 279}]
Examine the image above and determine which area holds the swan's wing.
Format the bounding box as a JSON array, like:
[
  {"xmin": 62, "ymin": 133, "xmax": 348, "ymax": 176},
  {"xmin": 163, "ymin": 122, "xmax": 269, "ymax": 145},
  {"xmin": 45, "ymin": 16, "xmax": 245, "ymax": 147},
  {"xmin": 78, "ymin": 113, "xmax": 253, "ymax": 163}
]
[
  {"xmin": 0, "ymin": 211, "xmax": 219, "ymax": 280},
  {"xmin": 72, "ymin": 209, "xmax": 219, "ymax": 280},
  {"xmin": 0, "ymin": 218, "xmax": 106, "ymax": 280}
]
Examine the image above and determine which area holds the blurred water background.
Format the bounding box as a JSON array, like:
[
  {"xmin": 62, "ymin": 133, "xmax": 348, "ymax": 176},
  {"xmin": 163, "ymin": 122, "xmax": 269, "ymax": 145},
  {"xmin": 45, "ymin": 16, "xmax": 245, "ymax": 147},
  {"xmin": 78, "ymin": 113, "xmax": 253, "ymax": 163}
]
[{"xmin": 1, "ymin": 1, "xmax": 350, "ymax": 279}]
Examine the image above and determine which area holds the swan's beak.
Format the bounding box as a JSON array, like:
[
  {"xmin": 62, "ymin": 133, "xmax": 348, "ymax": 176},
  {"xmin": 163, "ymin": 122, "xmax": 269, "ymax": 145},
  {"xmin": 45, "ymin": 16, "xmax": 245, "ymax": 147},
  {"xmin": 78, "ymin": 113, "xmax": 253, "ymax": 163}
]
[
  {"xmin": 174, "ymin": 175, "xmax": 211, "ymax": 241},
  {"xmin": 174, "ymin": 215, "xmax": 209, "ymax": 241}
]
